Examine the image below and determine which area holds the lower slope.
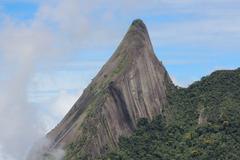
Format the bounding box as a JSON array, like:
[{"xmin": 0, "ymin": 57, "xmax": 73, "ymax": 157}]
[{"xmin": 104, "ymin": 68, "xmax": 240, "ymax": 160}]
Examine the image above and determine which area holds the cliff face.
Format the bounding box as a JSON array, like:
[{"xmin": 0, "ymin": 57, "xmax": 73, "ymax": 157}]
[
  {"xmin": 103, "ymin": 68, "xmax": 240, "ymax": 160},
  {"xmin": 33, "ymin": 19, "xmax": 173, "ymax": 159}
]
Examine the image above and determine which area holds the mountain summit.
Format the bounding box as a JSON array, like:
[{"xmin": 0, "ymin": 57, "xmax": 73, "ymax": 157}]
[{"xmin": 29, "ymin": 19, "xmax": 173, "ymax": 160}]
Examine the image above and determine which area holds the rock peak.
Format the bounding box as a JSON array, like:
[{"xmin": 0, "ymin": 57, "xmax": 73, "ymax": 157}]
[
  {"xmin": 131, "ymin": 19, "xmax": 146, "ymax": 28},
  {"xmin": 115, "ymin": 19, "xmax": 151, "ymax": 56},
  {"xmin": 128, "ymin": 19, "xmax": 148, "ymax": 35},
  {"xmin": 29, "ymin": 19, "xmax": 173, "ymax": 160}
]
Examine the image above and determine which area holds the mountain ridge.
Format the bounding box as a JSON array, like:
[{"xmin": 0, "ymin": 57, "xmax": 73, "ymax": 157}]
[
  {"xmin": 29, "ymin": 19, "xmax": 173, "ymax": 160},
  {"xmin": 104, "ymin": 67, "xmax": 240, "ymax": 160},
  {"xmin": 28, "ymin": 19, "xmax": 240, "ymax": 160}
]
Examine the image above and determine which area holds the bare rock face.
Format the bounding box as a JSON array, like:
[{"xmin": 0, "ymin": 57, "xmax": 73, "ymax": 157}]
[{"xmin": 31, "ymin": 19, "xmax": 173, "ymax": 159}]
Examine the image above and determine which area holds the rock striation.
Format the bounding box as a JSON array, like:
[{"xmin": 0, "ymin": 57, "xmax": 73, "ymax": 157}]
[{"xmin": 30, "ymin": 19, "xmax": 173, "ymax": 160}]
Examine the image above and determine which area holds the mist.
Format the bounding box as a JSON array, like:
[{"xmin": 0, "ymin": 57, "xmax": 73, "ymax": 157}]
[{"xmin": 26, "ymin": 137, "xmax": 65, "ymax": 160}]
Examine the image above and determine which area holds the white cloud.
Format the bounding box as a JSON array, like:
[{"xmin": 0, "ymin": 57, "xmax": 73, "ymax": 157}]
[
  {"xmin": 170, "ymin": 74, "xmax": 199, "ymax": 88},
  {"xmin": 170, "ymin": 75, "xmax": 187, "ymax": 87},
  {"xmin": 0, "ymin": 72, "xmax": 45, "ymax": 160},
  {"xmin": 49, "ymin": 90, "xmax": 80, "ymax": 120},
  {"xmin": 151, "ymin": 18, "xmax": 240, "ymax": 49},
  {"xmin": 0, "ymin": 3, "xmax": 59, "ymax": 160},
  {"xmin": 26, "ymin": 137, "xmax": 65, "ymax": 160}
]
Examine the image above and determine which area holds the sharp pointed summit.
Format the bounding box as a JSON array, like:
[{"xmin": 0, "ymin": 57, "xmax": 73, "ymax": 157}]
[
  {"xmin": 127, "ymin": 19, "xmax": 149, "ymax": 38},
  {"xmin": 28, "ymin": 19, "xmax": 173, "ymax": 160}
]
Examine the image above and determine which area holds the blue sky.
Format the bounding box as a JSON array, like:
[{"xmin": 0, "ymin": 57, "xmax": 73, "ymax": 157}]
[
  {"xmin": 0, "ymin": 0, "xmax": 240, "ymax": 160},
  {"xmin": 0, "ymin": 1, "xmax": 38, "ymax": 20}
]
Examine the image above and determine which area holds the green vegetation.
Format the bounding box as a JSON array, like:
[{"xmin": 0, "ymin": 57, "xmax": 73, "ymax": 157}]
[
  {"xmin": 63, "ymin": 68, "xmax": 240, "ymax": 160},
  {"xmin": 104, "ymin": 68, "xmax": 240, "ymax": 160},
  {"xmin": 63, "ymin": 50, "xmax": 131, "ymax": 160},
  {"xmin": 64, "ymin": 91, "xmax": 107, "ymax": 160}
]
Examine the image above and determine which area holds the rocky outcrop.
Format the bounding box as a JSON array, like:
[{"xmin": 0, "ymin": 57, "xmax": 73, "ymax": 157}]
[{"xmin": 30, "ymin": 19, "xmax": 173, "ymax": 159}]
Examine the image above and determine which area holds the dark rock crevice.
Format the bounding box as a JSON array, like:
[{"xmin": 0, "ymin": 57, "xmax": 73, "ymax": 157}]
[{"xmin": 108, "ymin": 82, "xmax": 135, "ymax": 131}]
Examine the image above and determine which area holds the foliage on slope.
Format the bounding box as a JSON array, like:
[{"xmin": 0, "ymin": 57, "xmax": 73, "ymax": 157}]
[{"xmin": 104, "ymin": 68, "xmax": 240, "ymax": 160}]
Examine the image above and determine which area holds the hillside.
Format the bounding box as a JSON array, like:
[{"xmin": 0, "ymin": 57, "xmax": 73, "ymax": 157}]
[
  {"xmin": 28, "ymin": 19, "xmax": 240, "ymax": 160},
  {"xmin": 28, "ymin": 19, "xmax": 173, "ymax": 160},
  {"xmin": 105, "ymin": 68, "xmax": 240, "ymax": 160}
]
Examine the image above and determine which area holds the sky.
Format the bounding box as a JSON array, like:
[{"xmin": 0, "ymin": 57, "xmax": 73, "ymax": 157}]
[{"xmin": 0, "ymin": 0, "xmax": 239, "ymax": 159}]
